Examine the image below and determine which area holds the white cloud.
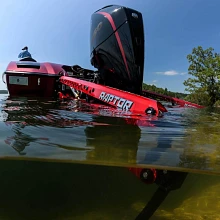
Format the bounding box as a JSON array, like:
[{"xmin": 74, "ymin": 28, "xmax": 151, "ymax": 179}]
[
  {"xmin": 155, "ymin": 70, "xmax": 186, "ymax": 76},
  {"xmin": 144, "ymin": 80, "xmax": 158, "ymax": 86}
]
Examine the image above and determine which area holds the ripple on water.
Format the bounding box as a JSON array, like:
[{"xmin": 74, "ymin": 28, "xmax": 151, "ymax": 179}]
[{"xmin": 0, "ymin": 95, "xmax": 220, "ymax": 174}]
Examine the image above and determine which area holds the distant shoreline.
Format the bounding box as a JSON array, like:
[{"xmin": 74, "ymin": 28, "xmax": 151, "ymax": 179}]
[{"xmin": 0, "ymin": 90, "xmax": 8, "ymax": 94}]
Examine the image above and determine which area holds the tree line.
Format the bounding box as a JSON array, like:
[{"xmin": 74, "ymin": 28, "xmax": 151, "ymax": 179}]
[
  {"xmin": 0, "ymin": 90, "xmax": 8, "ymax": 94},
  {"xmin": 142, "ymin": 83, "xmax": 187, "ymax": 100}
]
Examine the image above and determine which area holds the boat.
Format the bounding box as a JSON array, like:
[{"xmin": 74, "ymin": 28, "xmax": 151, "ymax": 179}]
[
  {"xmin": 4, "ymin": 60, "xmax": 63, "ymax": 97},
  {"xmin": 2, "ymin": 5, "xmax": 202, "ymax": 117},
  {"xmin": 2, "ymin": 5, "xmax": 205, "ymax": 219}
]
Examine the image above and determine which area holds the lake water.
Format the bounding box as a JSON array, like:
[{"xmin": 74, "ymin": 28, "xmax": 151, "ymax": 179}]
[{"xmin": 0, "ymin": 94, "xmax": 220, "ymax": 219}]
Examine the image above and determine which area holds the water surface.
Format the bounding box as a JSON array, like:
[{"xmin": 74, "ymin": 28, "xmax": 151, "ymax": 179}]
[{"xmin": 0, "ymin": 94, "xmax": 220, "ymax": 219}]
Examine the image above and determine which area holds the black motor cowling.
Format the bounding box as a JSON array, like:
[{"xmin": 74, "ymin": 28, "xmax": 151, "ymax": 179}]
[{"xmin": 90, "ymin": 5, "xmax": 145, "ymax": 95}]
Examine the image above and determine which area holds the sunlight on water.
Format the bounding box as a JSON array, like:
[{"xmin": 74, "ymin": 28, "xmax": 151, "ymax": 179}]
[{"xmin": 0, "ymin": 94, "xmax": 220, "ymax": 219}]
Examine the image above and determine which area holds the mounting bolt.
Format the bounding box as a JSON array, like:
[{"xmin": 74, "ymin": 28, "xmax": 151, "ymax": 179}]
[
  {"xmin": 142, "ymin": 171, "xmax": 148, "ymax": 179},
  {"xmin": 145, "ymin": 107, "xmax": 156, "ymax": 115},
  {"xmin": 163, "ymin": 170, "xmax": 168, "ymax": 174}
]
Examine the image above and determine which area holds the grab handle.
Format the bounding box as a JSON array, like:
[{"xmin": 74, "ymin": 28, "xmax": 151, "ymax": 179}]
[{"xmin": 2, "ymin": 73, "xmax": 6, "ymax": 84}]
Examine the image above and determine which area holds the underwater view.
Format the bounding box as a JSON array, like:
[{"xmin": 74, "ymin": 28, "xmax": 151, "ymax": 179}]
[{"xmin": 0, "ymin": 94, "xmax": 220, "ymax": 220}]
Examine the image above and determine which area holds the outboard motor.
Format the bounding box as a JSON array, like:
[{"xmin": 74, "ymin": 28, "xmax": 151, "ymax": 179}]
[{"xmin": 90, "ymin": 5, "xmax": 144, "ymax": 95}]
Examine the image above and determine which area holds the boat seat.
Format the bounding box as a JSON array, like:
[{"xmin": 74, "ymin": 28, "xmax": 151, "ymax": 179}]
[{"xmin": 19, "ymin": 57, "xmax": 37, "ymax": 62}]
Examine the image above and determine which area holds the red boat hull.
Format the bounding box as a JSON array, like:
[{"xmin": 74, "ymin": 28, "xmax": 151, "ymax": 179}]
[
  {"xmin": 5, "ymin": 74, "xmax": 59, "ymax": 97},
  {"xmin": 4, "ymin": 61, "xmax": 64, "ymax": 97}
]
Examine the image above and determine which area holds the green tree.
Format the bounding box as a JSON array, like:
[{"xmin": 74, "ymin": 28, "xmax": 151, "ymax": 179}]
[
  {"xmin": 184, "ymin": 87, "xmax": 210, "ymax": 106},
  {"xmin": 164, "ymin": 88, "xmax": 168, "ymax": 95},
  {"xmin": 184, "ymin": 46, "xmax": 220, "ymax": 106}
]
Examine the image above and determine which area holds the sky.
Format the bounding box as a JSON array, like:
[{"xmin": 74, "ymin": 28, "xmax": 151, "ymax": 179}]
[{"xmin": 1, "ymin": 0, "xmax": 220, "ymax": 93}]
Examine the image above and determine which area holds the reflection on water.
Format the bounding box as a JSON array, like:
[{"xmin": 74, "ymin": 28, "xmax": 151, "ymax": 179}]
[
  {"xmin": 1, "ymin": 95, "xmax": 220, "ymax": 171},
  {"xmin": 0, "ymin": 95, "xmax": 220, "ymax": 219}
]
